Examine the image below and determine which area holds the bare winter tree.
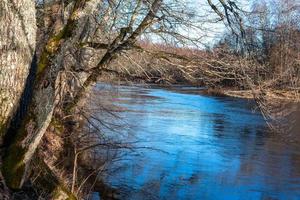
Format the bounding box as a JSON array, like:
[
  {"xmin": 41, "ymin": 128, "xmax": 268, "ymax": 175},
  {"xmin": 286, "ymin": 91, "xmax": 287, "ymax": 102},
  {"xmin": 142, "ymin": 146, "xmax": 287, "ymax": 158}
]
[
  {"xmin": 2, "ymin": 0, "xmax": 292, "ymax": 199},
  {"xmin": 0, "ymin": 0, "xmax": 193, "ymax": 197}
]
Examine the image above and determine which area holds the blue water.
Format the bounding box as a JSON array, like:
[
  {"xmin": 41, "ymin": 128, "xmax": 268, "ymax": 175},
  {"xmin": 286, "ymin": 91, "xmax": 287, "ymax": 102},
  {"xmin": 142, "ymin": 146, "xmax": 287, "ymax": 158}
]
[{"xmin": 98, "ymin": 85, "xmax": 300, "ymax": 200}]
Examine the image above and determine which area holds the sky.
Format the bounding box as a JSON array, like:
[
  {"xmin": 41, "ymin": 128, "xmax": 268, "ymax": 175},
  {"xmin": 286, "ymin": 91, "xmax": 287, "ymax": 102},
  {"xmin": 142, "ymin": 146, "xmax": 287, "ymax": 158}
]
[
  {"xmin": 143, "ymin": 0, "xmax": 252, "ymax": 48},
  {"xmin": 185, "ymin": 0, "xmax": 252, "ymax": 47}
]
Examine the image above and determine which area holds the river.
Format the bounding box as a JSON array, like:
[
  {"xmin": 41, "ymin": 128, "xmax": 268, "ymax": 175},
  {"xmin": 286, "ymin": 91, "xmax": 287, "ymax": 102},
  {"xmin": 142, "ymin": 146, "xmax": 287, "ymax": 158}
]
[{"xmin": 92, "ymin": 85, "xmax": 300, "ymax": 200}]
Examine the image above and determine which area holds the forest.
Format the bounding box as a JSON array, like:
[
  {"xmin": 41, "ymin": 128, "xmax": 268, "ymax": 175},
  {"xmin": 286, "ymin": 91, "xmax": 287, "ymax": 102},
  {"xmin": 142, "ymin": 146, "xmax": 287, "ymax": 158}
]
[{"xmin": 0, "ymin": 0, "xmax": 299, "ymax": 199}]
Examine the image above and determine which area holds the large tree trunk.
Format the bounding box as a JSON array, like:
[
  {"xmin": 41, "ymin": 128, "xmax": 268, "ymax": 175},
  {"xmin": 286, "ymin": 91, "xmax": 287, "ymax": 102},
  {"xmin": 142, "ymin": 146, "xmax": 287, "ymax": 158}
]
[
  {"xmin": 0, "ymin": 1, "xmax": 82, "ymax": 198},
  {"xmin": 1, "ymin": 0, "xmax": 89, "ymax": 190},
  {"xmin": 0, "ymin": 0, "xmax": 162, "ymax": 196},
  {"xmin": 0, "ymin": 0, "xmax": 36, "ymax": 138},
  {"xmin": 0, "ymin": 0, "xmax": 36, "ymax": 197}
]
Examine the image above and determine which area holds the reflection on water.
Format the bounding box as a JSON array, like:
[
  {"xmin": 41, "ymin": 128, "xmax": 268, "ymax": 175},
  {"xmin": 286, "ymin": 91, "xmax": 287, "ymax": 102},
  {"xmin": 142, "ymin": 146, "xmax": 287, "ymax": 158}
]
[{"xmin": 99, "ymin": 85, "xmax": 300, "ymax": 200}]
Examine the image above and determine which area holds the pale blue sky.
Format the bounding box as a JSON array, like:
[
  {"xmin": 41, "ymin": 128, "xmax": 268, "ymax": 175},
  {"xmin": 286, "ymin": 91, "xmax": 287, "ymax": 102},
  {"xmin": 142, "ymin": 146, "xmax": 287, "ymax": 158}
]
[
  {"xmin": 190, "ymin": 0, "xmax": 251, "ymax": 46},
  {"xmin": 142, "ymin": 0, "xmax": 253, "ymax": 48}
]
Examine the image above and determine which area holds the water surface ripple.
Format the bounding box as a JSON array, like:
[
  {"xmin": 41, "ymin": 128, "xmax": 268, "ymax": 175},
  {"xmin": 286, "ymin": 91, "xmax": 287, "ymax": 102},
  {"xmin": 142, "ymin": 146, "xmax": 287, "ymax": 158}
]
[{"xmin": 101, "ymin": 85, "xmax": 300, "ymax": 200}]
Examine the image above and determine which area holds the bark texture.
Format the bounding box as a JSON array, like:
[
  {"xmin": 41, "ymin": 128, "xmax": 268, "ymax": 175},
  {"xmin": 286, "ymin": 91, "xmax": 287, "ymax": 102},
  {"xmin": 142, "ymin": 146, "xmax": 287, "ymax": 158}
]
[
  {"xmin": 0, "ymin": 0, "xmax": 36, "ymax": 138},
  {"xmin": 2, "ymin": 0, "xmax": 91, "ymax": 190}
]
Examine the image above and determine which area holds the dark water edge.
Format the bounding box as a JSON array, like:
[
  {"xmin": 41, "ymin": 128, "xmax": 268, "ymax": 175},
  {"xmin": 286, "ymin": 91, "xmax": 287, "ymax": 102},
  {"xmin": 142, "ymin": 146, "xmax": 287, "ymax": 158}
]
[{"xmin": 92, "ymin": 84, "xmax": 300, "ymax": 200}]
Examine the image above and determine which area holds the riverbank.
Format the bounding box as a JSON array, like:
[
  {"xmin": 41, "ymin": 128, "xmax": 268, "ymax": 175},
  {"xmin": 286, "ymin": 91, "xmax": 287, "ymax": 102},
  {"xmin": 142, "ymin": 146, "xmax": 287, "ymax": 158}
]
[
  {"xmin": 99, "ymin": 75, "xmax": 299, "ymax": 102},
  {"xmin": 222, "ymin": 89, "xmax": 299, "ymax": 102},
  {"xmin": 153, "ymin": 83, "xmax": 299, "ymax": 102}
]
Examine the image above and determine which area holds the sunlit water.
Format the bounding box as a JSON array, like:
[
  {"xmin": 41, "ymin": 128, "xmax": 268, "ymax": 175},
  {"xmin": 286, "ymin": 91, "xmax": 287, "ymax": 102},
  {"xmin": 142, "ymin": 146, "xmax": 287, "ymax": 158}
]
[{"xmin": 95, "ymin": 85, "xmax": 300, "ymax": 200}]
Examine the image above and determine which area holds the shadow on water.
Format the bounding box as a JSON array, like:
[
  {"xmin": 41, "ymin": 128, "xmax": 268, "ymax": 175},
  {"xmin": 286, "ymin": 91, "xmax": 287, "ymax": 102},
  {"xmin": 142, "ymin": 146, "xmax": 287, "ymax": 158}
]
[{"xmin": 92, "ymin": 85, "xmax": 300, "ymax": 200}]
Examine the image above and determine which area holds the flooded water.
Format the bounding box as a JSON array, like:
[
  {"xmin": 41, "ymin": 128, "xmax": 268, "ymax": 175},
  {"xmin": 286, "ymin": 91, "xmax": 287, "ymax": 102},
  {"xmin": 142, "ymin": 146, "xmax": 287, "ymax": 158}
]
[{"xmin": 96, "ymin": 85, "xmax": 300, "ymax": 200}]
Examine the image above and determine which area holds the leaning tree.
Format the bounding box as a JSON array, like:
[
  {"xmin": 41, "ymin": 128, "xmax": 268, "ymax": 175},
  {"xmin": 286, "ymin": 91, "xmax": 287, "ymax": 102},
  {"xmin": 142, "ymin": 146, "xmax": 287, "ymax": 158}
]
[{"xmin": 0, "ymin": 0, "xmax": 246, "ymax": 198}]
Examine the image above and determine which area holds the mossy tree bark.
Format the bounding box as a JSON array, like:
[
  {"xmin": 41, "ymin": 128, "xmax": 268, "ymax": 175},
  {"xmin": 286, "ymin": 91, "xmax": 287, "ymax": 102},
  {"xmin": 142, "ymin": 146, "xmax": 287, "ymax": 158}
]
[
  {"xmin": 1, "ymin": 0, "xmax": 89, "ymax": 190},
  {"xmin": 0, "ymin": 0, "xmax": 162, "ymax": 197}
]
